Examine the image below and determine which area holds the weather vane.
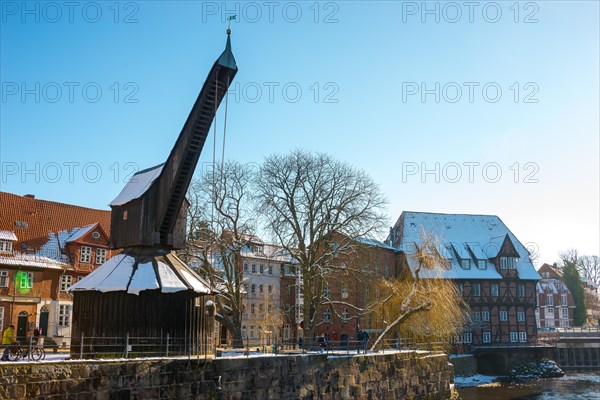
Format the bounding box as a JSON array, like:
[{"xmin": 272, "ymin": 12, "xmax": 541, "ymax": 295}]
[{"xmin": 227, "ymin": 15, "xmax": 236, "ymax": 34}]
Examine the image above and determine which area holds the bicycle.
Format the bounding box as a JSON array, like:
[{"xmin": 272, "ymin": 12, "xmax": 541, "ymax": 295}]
[{"xmin": 6, "ymin": 343, "xmax": 45, "ymax": 362}]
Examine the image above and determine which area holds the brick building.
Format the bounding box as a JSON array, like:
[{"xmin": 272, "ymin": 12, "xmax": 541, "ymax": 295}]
[
  {"xmin": 311, "ymin": 237, "xmax": 396, "ymax": 345},
  {"xmin": 0, "ymin": 192, "xmax": 112, "ymax": 344},
  {"xmin": 535, "ymin": 263, "xmax": 576, "ymax": 329}
]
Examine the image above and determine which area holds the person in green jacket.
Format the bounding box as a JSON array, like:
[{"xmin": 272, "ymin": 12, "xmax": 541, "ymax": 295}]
[{"xmin": 1, "ymin": 325, "xmax": 16, "ymax": 361}]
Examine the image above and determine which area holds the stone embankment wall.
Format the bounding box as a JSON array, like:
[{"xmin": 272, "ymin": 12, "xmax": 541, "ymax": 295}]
[
  {"xmin": 449, "ymin": 355, "xmax": 477, "ymax": 377},
  {"xmin": 0, "ymin": 350, "xmax": 453, "ymax": 400}
]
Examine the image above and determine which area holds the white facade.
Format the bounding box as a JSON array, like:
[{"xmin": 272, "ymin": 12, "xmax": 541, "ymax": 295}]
[{"xmin": 240, "ymin": 245, "xmax": 283, "ymax": 345}]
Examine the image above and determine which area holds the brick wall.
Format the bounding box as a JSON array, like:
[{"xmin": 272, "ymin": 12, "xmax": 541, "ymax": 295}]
[{"xmin": 0, "ymin": 351, "xmax": 453, "ymax": 400}]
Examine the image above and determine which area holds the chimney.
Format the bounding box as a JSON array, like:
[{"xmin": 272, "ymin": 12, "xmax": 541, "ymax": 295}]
[{"xmin": 24, "ymin": 194, "xmax": 35, "ymax": 199}]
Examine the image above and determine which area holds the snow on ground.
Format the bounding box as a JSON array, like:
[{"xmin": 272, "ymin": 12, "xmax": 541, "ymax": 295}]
[{"xmin": 454, "ymin": 374, "xmax": 499, "ymax": 388}]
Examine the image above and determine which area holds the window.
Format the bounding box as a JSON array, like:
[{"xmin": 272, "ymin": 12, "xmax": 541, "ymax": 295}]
[
  {"xmin": 561, "ymin": 294, "xmax": 567, "ymax": 306},
  {"xmin": 323, "ymin": 286, "xmax": 330, "ymax": 298},
  {"xmin": 251, "ymin": 284, "xmax": 256, "ymax": 294},
  {"xmin": 341, "ymin": 286, "xmax": 348, "ymax": 299},
  {"xmin": 242, "ymin": 326, "xmax": 247, "ymax": 338},
  {"xmin": 556, "ymin": 283, "xmax": 563, "ymax": 292},
  {"xmin": 20, "ymin": 272, "xmax": 33, "ymax": 289},
  {"xmin": 80, "ymin": 246, "xmax": 91, "ymax": 263},
  {"xmin": 500, "ymin": 311, "xmax": 508, "ymax": 321},
  {"xmin": 250, "ymin": 326, "xmax": 255, "ymax": 338},
  {"xmin": 518, "ymin": 332, "xmax": 527, "ymax": 343},
  {"xmin": 500, "ymin": 257, "xmax": 508, "ymax": 269},
  {"xmin": 284, "ymin": 265, "xmax": 296, "ymax": 276},
  {"xmin": 268, "ymin": 285, "xmax": 272, "ymax": 294},
  {"xmin": 341, "ymin": 307, "xmax": 349, "ymax": 320},
  {"xmin": 383, "ymin": 264, "xmax": 389, "ymax": 279},
  {"xmin": 561, "ymin": 308, "xmax": 569, "ymax": 319},
  {"xmin": 471, "ymin": 312, "xmax": 481, "ymax": 323},
  {"xmin": 58, "ymin": 304, "xmax": 71, "ymax": 327},
  {"xmin": 91, "ymin": 231, "xmax": 100, "ymax": 239},
  {"xmin": 545, "ymin": 308, "xmax": 554, "ymax": 318},
  {"xmin": 463, "ymin": 332, "xmax": 472, "ymax": 344},
  {"xmin": 508, "ymin": 257, "xmax": 517, "ymax": 269},
  {"xmin": 96, "ymin": 248, "xmax": 106, "ymax": 264},
  {"xmin": 482, "ymin": 332, "xmax": 491, "ymax": 343},
  {"xmin": 268, "ymin": 265, "xmax": 273, "ymax": 275},
  {"xmin": 0, "ymin": 241, "xmax": 13, "ymax": 253},
  {"xmin": 251, "ymin": 264, "xmax": 256, "ymax": 273},
  {"xmin": 559, "ymin": 320, "xmax": 568, "ymax": 327},
  {"xmin": 251, "ymin": 304, "xmax": 255, "ymax": 314},
  {"xmin": 482, "ymin": 311, "xmax": 490, "ymax": 322},
  {"xmin": 517, "ymin": 312, "xmax": 525, "ymax": 322},
  {"xmin": 547, "ymin": 294, "xmax": 553, "ymax": 306},
  {"xmin": 510, "ymin": 332, "xmax": 518, "ymax": 343},
  {"xmin": 243, "ymin": 263, "xmax": 248, "ymax": 272},
  {"xmin": 461, "ymin": 259, "xmax": 470, "ymax": 270},
  {"xmin": 0, "ymin": 270, "xmax": 8, "ymax": 287},
  {"xmin": 491, "ymin": 283, "xmax": 499, "ymax": 297},
  {"xmin": 259, "ymin": 265, "xmax": 264, "ymax": 274},
  {"xmin": 60, "ymin": 275, "xmax": 72, "ymax": 291},
  {"xmin": 324, "ymin": 308, "xmax": 331, "ymax": 322},
  {"xmin": 477, "ymin": 260, "xmax": 486, "ymax": 270},
  {"xmin": 259, "ymin": 285, "xmax": 264, "ymax": 294},
  {"xmin": 518, "ymin": 283, "xmax": 525, "ymax": 297},
  {"xmin": 471, "ymin": 283, "xmax": 481, "ymax": 297}
]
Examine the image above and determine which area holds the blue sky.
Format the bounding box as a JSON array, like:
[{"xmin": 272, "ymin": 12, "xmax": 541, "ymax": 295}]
[{"xmin": 1, "ymin": 1, "xmax": 598, "ymax": 264}]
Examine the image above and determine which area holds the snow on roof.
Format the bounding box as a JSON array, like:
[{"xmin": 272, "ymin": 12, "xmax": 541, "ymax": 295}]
[
  {"xmin": 70, "ymin": 251, "xmax": 212, "ymax": 295},
  {"xmin": 109, "ymin": 164, "xmax": 164, "ymax": 207},
  {"xmin": 397, "ymin": 212, "xmax": 540, "ymax": 281},
  {"xmin": 65, "ymin": 223, "xmax": 97, "ymax": 243},
  {"xmin": 127, "ymin": 261, "xmax": 160, "ymax": 295},
  {"xmin": 0, "ymin": 231, "xmax": 17, "ymax": 241},
  {"xmin": 0, "ymin": 253, "xmax": 71, "ymax": 270},
  {"xmin": 356, "ymin": 237, "xmax": 396, "ymax": 251}
]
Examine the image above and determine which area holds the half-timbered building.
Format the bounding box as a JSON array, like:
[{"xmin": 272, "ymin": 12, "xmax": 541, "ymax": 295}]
[{"xmin": 388, "ymin": 212, "xmax": 541, "ymax": 371}]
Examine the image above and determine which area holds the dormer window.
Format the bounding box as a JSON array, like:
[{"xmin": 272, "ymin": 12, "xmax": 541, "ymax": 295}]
[
  {"xmin": 80, "ymin": 246, "xmax": 92, "ymax": 263},
  {"xmin": 477, "ymin": 260, "xmax": 486, "ymax": 270},
  {"xmin": 461, "ymin": 259, "xmax": 470, "ymax": 270},
  {"xmin": 507, "ymin": 257, "xmax": 517, "ymax": 269},
  {"xmin": 0, "ymin": 241, "xmax": 13, "ymax": 253},
  {"xmin": 96, "ymin": 248, "xmax": 107, "ymax": 264},
  {"xmin": 500, "ymin": 257, "xmax": 508, "ymax": 269}
]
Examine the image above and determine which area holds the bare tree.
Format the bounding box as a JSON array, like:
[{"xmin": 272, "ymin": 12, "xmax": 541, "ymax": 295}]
[
  {"xmin": 254, "ymin": 150, "xmax": 388, "ymax": 336},
  {"xmin": 370, "ymin": 231, "xmax": 469, "ymax": 351},
  {"xmin": 184, "ymin": 161, "xmax": 257, "ymax": 347},
  {"xmin": 578, "ymin": 255, "xmax": 600, "ymax": 286}
]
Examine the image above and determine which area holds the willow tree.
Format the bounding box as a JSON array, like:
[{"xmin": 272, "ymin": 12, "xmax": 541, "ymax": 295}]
[
  {"xmin": 370, "ymin": 232, "xmax": 469, "ymax": 351},
  {"xmin": 183, "ymin": 161, "xmax": 257, "ymax": 347},
  {"xmin": 255, "ymin": 150, "xmax": 387, "ymax": 336}
]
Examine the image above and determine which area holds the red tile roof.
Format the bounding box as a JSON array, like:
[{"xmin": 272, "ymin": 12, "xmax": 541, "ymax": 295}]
[{"xmin": 0, "ymin": 192, "xmax": 111, "ymax": 250}]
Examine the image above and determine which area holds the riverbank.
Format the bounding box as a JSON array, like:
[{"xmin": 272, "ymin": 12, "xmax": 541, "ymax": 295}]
[{"xmin": 456, "ymin": 372, "xmax": 600, "ymax": 400}]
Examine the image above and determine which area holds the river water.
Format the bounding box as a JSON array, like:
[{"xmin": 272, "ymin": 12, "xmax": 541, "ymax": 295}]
[{"xmin": 456, "ymin": 372, "xmax": 600, "ymax": 399}]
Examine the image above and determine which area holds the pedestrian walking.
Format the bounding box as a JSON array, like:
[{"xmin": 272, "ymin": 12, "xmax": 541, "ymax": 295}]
[{"xmin": 1, "ymin": 325, "xmax": 16, "ymax": 361}]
